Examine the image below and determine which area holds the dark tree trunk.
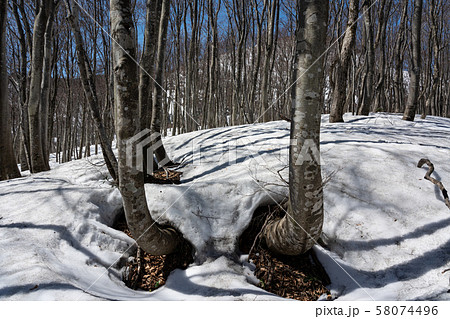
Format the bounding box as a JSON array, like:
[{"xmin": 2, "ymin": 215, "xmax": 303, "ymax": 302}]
[
  {"xmin": 403, "ymin": 0, "xmax": 423, "ymax": 121},
  {"xmin": 0, "ymin": 0, "xmax": 21, "ymax": 180},
  {"xmin": 329, "ymin": 0, "xmax": 359, "ymax": 123}
]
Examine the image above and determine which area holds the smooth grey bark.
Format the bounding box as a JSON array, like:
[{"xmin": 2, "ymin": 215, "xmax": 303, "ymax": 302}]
[
  {"xmin": 139, "ymin": 0, "xmax": 161, "ymax": 131},
  {"xmin": 150, "ymin": 0, "xmax": 173, "ymax": 165},
  {"xmin": 260, "ymin": 0, "xmax": 278, "ymax": 123},
  {"xmin": 111, "ymin": 0, "xmax": 180, "ymax": 255},
  {"xmin": 170, "ymin": 2, "xmax": 183, "ymax": 136},
  {"xmin": 206, "ymin": 0, "xmax": 219, "ymax": 128},
  {"xmin": 27, "ymin": 0, "xmax": 51, "ymax": 173},
  {"xmin": 329, "ymin": 0, "xmax": 359, "ymax": 123},
  {"xmin": 403, "ymin": 0, "xmax": 423, "ymax": 121},
  {"xmin": 64, "ymin": 0, "xmax": 119, "ymax": 182},
  {"xmin": 40, "ymin": 0, "xmax": 58, "ymax": 164},
  {"xmin": 0, "ymin": 0, "xmax": 21, "ymax": 180},
  {"xmin": 12, "ymin": 1, "xmax": 31, "ymax": 171},
  {"xmin": 263, "ymin": 0, "xmax": 327, "ymax": 255},
  {"xmin": 393, "ymin": 0, "xmax": 408, "ymax": 113},
  {"xmin": 373, "ymin": 0, "xmax": 392, "ymax": 112},
  {"xmin": 357, "ymin": 0, "xmax": 374, "ymax": 116},
  {"xmin": 424, "ymin": 0, "xmax": 440, "ymax": 118}
]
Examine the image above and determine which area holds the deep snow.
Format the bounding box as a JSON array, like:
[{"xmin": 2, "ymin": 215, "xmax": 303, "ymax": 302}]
[{"xmin": 0, "ymin": 113, "xmax": 449, "ymax": 300}]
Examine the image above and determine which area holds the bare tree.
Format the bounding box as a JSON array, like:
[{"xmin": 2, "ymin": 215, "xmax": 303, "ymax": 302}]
[
  {"xmin": 0, "ymin": 0, "xmax": 21, "ymax": 180},
  {"xmin": 64, "ymin": 0, "xmax": 119, "ymax": 182},
  {"xmin": 357, "ymin": 0, "xmax": 375, "ymax": 116},
  {"xmin": 329, "ymin": 0, "xmax": 359, "ymax": 123},
  {"xmin": 150, "ymin": 0, "xmax": 174, "ymax": 165},
  {"xmin": 403, "ymin": 0, "xmax": 423, "ymax": 121},
  {"xmin": 139, "ymin": 0, "xmax": 161, "ymax": 131},
  {"xmin": 27, "ymin": 0, "xmax": 53, "ymax": 172},
  {"xmin": 263, "ymin": 0, "xmax": 327, "ymax": 255},
  {"xmin": 260, "ymin": 0, "xmax": 279, "ymax": 122},
  {"xmin": 111, "ymin": 0, "xmax": 180, "ymax": 255}
]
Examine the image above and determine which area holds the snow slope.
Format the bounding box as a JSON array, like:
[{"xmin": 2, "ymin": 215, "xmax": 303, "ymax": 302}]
[{"xmin": 0, "ymin": 113, "xmax": 449, "ymax": 300}]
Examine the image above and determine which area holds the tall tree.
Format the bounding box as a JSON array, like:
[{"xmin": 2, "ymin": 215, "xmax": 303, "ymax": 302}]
[
  {"xmin": 111, "ymin": 0, "xmax": 180, "ymax": 255},
  {"xmin": 329, "ymin": 0, "xmax": 359, "ymax": 123},
  {"xmin": 27, "ymin": 0, "xmax": 53, "ymax": 172},
  {"xmin": 263, "ymin": 0, "xmax": 327, "ymax": 255},
  {"xmin": 139, "ymin": 0, "xmax": 161, "ymax": 131},
  {"xmin": 392, "ymin": 0, "xmax": 408, "ymax": 113},
  {"xmin": 0, "ymin": 0, "xmax": 21, "ymax": 180},
  {"xmin": 403, "ymin": 0, "xmax": 423, "ymax": 121},
  {"xmin": 357, "ymin": 0, "xmax": 375, "ymax": 115},
  {"xmin": 150, "ymin": 0, "xmax": 174, "ymax": 166},
  {"xmin": 260, "ymin": 0, "xmax": 279, "ymax": 122},
  {"xmin": 64, "ymin": 0, "xmax": 119, "ymax": 182}
]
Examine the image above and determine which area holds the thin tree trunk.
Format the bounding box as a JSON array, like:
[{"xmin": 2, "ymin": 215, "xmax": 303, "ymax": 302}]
[
  {"xmin": 329, "ymin": 0, "xmax": 359, "ymax": 123},
  {"xmin": 65, "ymin": 0, "xmax": 119, "ymax": 182},
  {"xmin": 40, "ymin": 0, "xmax": 57, "ymax": 164},
  {"xmin": 260, "ymin": 0, "xmax": 278, "ymax": 122},
  {"xmin": 403, "ymin": 0, "xmax": 423, "ymax": 121},
  {"xmin": 139, "ymin": 0, "xmax": 161, "ymax": 131},
  {"xmin": 151, "ymin": 0, "xmax": 173, "ymax": 166},
  {"xmin": 357, "ymin": 0, "xmax": 375, "ymax": 116}
]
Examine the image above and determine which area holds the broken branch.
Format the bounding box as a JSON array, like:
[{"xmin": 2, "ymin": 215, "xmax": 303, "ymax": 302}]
[{"xmin": 417, "ymin": 158, "xmax": 450, "ymax": 210}]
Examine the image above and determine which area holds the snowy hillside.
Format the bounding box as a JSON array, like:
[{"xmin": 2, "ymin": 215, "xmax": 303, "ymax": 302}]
[{"xmin": 0, "ymin": 113, "xmax": 449, "ymax": 300}]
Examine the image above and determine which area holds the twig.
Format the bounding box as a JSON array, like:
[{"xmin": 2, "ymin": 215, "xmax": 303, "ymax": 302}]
[
  {"xmin": 417, "ymin": 158, "xmax": 450, "ymax": 210},
  {"xmin": 248, "ymin": 207, "xmax": 276, "ymax": 259},
  {"xmin": 131, "ymin": 247, "xmax": 142, "ymax": 289}
]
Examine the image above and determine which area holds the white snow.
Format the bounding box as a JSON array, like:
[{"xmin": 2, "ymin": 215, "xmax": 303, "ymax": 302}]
[{"xmin": 0, "ymin": 113, "xmax": 449, "ymax": 300}]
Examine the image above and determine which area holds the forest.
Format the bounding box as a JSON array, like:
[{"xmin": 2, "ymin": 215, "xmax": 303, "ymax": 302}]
[
  {"xmin": 1, "ymin": 0, "xmax": 449, "ymax": 178},
  {"xmin": 0, "ymin": 0, "xmax": 450, "ymax": 304}
]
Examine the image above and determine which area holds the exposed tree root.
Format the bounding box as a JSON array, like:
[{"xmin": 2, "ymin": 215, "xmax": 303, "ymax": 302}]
[{"xmin": 417, "ymin": 158, "xmax": 450, "ymax": 210}]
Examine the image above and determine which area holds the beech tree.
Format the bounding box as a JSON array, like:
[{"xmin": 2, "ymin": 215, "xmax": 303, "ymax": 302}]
[
  {"xmin": 64, "ymin": 0, "xmax": 119, "ymax": 182},
  {"xmin": 329, "ymin": 0, "xmax": 359, "ymax": 123},
  {"xmin": 403, "ymin": 0, "xmax": 423, "ymax": 121},
  {"xmin": 0, "ymin": 0, "xmax": 21, "ymax": 181},
  {"xmin": 111, "ymin": 0, "xmax": 180, "ymax": 255},
  {"xmin": 27, "ymin": 0, "xmax": 55, "ymax": 173},
  {"xmin": 263, "ymin": 0, "xmax": 328, "ymax": 255}
]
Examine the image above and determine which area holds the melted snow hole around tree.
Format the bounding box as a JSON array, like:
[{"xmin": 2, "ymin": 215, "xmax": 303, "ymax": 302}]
[{"xmin": 144, "ymin": 122, "xmax": 291, "ymax": 263}]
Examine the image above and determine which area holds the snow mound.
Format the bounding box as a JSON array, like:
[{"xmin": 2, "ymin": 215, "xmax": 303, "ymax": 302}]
[{"xmin": 1, "ymin": 113, "xmax": 449, "ymax": 300}]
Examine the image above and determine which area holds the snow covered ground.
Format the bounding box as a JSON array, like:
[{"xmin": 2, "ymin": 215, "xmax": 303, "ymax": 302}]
[{"xmin": 0, "ymin": 113, "xmax": 449, "ymax": 300}]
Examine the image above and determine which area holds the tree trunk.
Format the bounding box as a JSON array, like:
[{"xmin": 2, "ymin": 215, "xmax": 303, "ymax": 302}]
[
  {"xmin": 263, "ymin": 0, "xmax": 327, "ymax": 255},
  {"xmin": 28, "ymin": 0, "xmax": 51, "ymax": 173},
  {"xmin": 139, "ymin": 0, "xmax": 161, "ymax": 131},
  {"xmin": 150, "ymin": 0, "xmax": 173, "ymax": 166},
  {"xmin": 424, "ymin": 0, "xmax": 439, "ymax": 118},
  {"xmin": 64, "ymin": 0, "xmax": 119, "ymax": 182},
  {"xmin": 403, "ymin": 0, "xmax": 423, "ymax": 121},
  {"xmin": 111, "ymin": 0, "xmax": 180, "ymax": 255},
  {"xmin": 260, "ymin": 0, "xmax": 278, "ymax": 122},
  {"xmin": 40, "ymin": 0, "xmax": 57, "ymax": 164},
  {"xmin": 329, "ymin": 0, "xmax": 359, "ymax": 123},
  {"xmin": 357, "ymin": 0, "xmax": 375, "ymax": 116},
  {"xmin": 0, "ymin": 0, "xmax": 21, "ymax": 180}
]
